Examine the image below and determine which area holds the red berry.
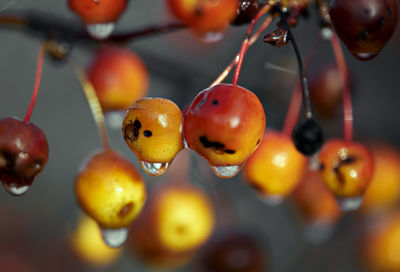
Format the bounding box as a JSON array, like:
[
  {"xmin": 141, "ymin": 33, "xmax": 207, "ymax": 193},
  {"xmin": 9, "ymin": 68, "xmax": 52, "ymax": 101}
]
[
  {"xmin": 0, "ymin": 117, "xmax": 49, "ymax": 196},
  {"xmin": 68, "ymin": 0, "xmax": 127, "ymax": 24},
  {"xmin": 183, "ymin": 84, "xmax": 266, "ymax": 177}
]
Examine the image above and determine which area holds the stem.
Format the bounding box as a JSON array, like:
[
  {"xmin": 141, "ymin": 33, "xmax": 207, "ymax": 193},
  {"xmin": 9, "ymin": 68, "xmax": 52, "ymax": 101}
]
[
  {"xmin": 68, "ymin": 59, "xmax": 110, "ymax": 150},
  {"xmin": 331, "ymin": 34, "xmax": 353, "ymax": 142},
  {"xmin": 232, "ymin": 5, "xmax": 271, "ymax": 85},
  {"xmin": 211, "ymin": 15, "xmax": 272, "ymax": 87},
  {"xmin": 24, "ymin": 42, "xmax": 47, "ymax": 122},
  {"xmin": 277, "ymin": 6, "xmax": 313, "ymax": 119}
]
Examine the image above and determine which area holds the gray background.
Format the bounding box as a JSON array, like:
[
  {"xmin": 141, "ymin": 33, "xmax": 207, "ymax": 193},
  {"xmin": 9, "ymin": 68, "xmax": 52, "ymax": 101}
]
[{"xmin": 1, "ymin": 0, "xmax": 400, "ymax": 271}]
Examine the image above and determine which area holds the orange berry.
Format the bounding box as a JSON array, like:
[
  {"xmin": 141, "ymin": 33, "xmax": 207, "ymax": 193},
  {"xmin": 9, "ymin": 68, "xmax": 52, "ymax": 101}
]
[
  {"xmin": 244, "ymin": 130, "xmax": 307, "ymax": 198},
  {"xmin": 88, "ymin": 47, "xmax": 149, "ymax": 112},
  {"xmin": 68, "ymin": 0, "xmax": 127, "ymax": 24},
  {"xmin": 75, "ymin": 149, "xmax": 146, "ymax": 229}
]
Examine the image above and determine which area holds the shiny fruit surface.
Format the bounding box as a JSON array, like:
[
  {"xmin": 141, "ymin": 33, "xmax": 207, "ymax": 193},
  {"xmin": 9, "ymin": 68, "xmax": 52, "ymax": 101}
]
[
  {"xmin": 0, "ymin": 117, "xmax": 49, "ymax": 196},
  {"xmin": 167, "ymin": 0, "xmax": 238, "ymax": 35},
  {"xmin": 244, "ymin": 130, "xmax": 306, "ymax": 197},
  {"xmin": 75, "ymin": 149, "xmax": 146, "ymax": 229},
  {"xmin": 68, "ymin": 0, "xmax": 128, "ymax": 24},
  {"xmin": 319, "ymin": 139, "xmax": 374, "ymax": 198},
  {"xmin": 88, "ymin": 47, "xmax": 149, "ymax": 112},
  {"xmin": 184, "ymin": 83, "xmax": 266, "ymax": 168},
  {"xmin": 361, "ymin": 145, "xmax": 400, "ymax": 214},
  {"xmin": 70, "ymin": 215, "xmax": 122, "ymax": 266},
  {"xmin": 329, "ymin": 0, "xmax": 399, "ymax": 60},
  {"xmin": 231, "ymin": 0, "xmax": 260, "ymax": 26},
  {"xmin": 122, "ymin": 98, "xmax": 184, "ymax": 164}
]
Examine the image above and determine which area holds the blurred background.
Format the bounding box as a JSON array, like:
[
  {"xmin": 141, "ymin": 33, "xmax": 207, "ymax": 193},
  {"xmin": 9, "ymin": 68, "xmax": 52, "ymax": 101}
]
[{"xmin": 1, "ymin": 0, "xmax": 400, "ymax": 271}]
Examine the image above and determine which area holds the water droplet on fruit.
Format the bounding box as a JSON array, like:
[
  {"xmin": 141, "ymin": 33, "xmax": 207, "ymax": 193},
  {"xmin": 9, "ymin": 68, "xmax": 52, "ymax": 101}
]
[
  {"xmin": 261, "ymin": 194, "xmax": 284, "ymax": 206},
  {"xmin": 140, "ymin": 161, "xmax": 170, "ymax": 176},
  {"xmin": 105, "ymin": 111, "xmax": 124, "ymax": 130},
  {"xmin": 211, "ymin": 165, "xmax": 241, "ymax": 178},
  {"xmin": 336, "ymin": 196, "xmax": 363, "ymax": 212},
  {"xmin": 100, "ymin": 227, "xmax": 128, "ymax": 248},
  {"xmin": 320, "ymin": 27, "xmax": 333, "ymax": 40},
  {"xmin": 2, "ymin": 182, "xmax": 30, "ymax": 196},
  {"xmin": 354, "ymin": 52, "xmax": 378, "ymax": 61},
  {"xmin": 86, "ymin": 22, "xmax": 115, "ymax": 40},
  {"xmin": 199, "ymin": 31, "xmax": 225, "ymax": 44},
  {"xmin": 303, "ymin": 223, "xmax": 334, "ymax": 245}
]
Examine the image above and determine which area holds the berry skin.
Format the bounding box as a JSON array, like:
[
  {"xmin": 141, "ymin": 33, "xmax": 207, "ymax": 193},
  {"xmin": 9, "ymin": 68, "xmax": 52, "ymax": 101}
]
[
  {"xmin": 87, "ymin": 47, "xmax": 149, "ymax": 112},
  {"xmin": 184, "ymin": 84, "xmax": 266, "ymax": 172},
  {"xmin": 244, "ymin": 130, "xmax": 307, "ymax": 198},
  {"xmin": 329, "ymin": 0, "xmax": 399, "ymax": 60},
  {"xmin": 361, "ymin": 145, "xmax": 400, "ymax": 215},
  {"xmin": 129, "ymin": 185, "xmax": 215, "ymax": 268},
  {"xmin": 75, "ymin": 149, "xmax": 146, "ymax": 229},
  {"xmin": 292, "ymin": 170, "xmax": 341, "ymax": 226},
  {"xmin": 70, "ymin": 215, "xmax": 122, "ymax": 266},
  {"xmin": 68, "ymin": 0, "xmax": 128, "ymax": 24},
  {"xmin": 0, "ymin": 117, "xmax": 49, "ymax": 196},
  {"xmin": 291, "ymin": 118, "xmax": 324, "ymax": 156},
  {"xmin": 231, "ymin": 0, "xmax": 261, "ymax": 26},
  {"xmin": 122, "ymin": 98, "xmax": 184, "ymax": 172},
  {"xmin": 166, "ymin": 0, "xmax": 238, "ymax": 35},
  {"xmin": 319, "ymin": 139, "xmax": 374, "ymax": 200}
]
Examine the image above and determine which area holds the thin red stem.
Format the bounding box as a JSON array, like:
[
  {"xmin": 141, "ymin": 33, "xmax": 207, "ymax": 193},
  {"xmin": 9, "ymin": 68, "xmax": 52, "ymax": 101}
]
[
  {"xmin": 24, "ymin": 43, "xmax": 47, "ymax": 122},
  {"xmin": 331, "ymin": 34, "xmax": 353, "ymax": 142},
  {"xmin": 232, "ymin": 5, "xmax": 271, "ymax": 85}
]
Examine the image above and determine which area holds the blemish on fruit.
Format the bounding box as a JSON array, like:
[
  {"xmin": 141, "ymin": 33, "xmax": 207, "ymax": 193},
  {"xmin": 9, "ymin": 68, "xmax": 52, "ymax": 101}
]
[
  {"xmin": 119, "ymin": 202, "xmax": 134, "ymax": 218},
  {"xmin": 212, "ymin": 99, "xmax": 219, "ymax": 105},
  {"xmin": 143, "ymin": 130, "xmax": 152, "ymax": 137},
  {"xmin": 125, "ymin": 119, "xmax": 142, "ymax": 141},
  {"xmin": 225, "ymin": 149, "xmax": 236, "ymax": 154}
]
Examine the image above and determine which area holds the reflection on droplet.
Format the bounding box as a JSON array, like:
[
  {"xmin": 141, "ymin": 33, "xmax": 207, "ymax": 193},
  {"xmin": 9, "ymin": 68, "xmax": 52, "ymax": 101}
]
[
  {"xmin": 140, "ymin": 161, "xmax": 170, "ymax": 176},
  {"xmin": 211, "ymin": 165, "xmax": 241, "ymax": 178},
  {"xmin": 320, "ymin": 27, "xmax": 333, "ymax": 40},
  {"xmin": 183, "ymin": 137, "xmax": 189, "ymax": 149},
  {"xmin": 3, "ymin": 183, "xmax": 30, "ymax": 196},
  {"xmin": 105, "ymin": 111, "xmax": 124, "ymax": 130},
  {"xmin": 100, "ymin": 227, "xmax": 128, "ymax": 248},
  {"xmin": 303, "ymin": 223, "xmax": 334, "ymax": 245},
  {"xmin": 353, "ymin": 52, "xmax": 378, "ymax": 61},
  {"xmin": 199, "ymin": 31, "xmax": 225, "ymax": 44},
  {"xmin": 336, "ymin": 196, "xmax": 363, "ymax": 212},
  {"xmin": 86, "ymin": 23, "xmax": 115, "ymax": 40},
  {"xmin": 261, "ymin": 194, "xmax": 284, "ymax": 206}
]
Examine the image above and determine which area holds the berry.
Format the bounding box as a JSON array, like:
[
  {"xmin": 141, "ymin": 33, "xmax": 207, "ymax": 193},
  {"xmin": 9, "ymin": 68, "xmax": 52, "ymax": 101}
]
[
  {"xmin": 68, "ymin": 0, "xmax": 127, "ymax": 24},
  {"xmin": 75, "ymin": 149, "xmax": 146, "ymax": 229},
  {"xmin": 122, "ymin": 98, "xmax": 184, "ymax": 175},
  {"xmin": 231, "ymin": 0, "xmax": 261, "ymax": 26},
  {"xmin": 291, "ymin": 118, "xmax": 324, "ymax": 156},
  {"xmin": 319, "ymin": 139, "xmax": 374, "ymax": 210},
  {"xmin": 129, "ymin": 184, "xmax": 215, "ymax": 267},
  {"xmin": 244, "ymin": 130, "xmax": 307, "ymax": 199},
  {"xmin": 199, "ymin": 230, "xmax": 266, "ymax": 272},
  {"xmin": 0, "ymin": 117, "xmax": 49, "ymax": 196},
  {"xmin": 166, "ymin": 0, "xmax": 238, "ymax": 36},
  {"xmin": 87, "ymin": 47, "xmax": 149, "ymax": 112},
  {"xmin": 70, "ymin": 215, "xmax": 122, "ymax": 266},
  {"xmin": 361, "ymin": 144, "xmax": 400, "ymax": 215},
  {"xmin": 184, "ymin": 83, "xmax": 265, "ymax": 177},
  {"xmin": 329, "ymin": 0, "xmax": 399, "ymax": 60},
  {"xmin": 309, "ymin": 64, "xmax": 345, "ymax": 118}
]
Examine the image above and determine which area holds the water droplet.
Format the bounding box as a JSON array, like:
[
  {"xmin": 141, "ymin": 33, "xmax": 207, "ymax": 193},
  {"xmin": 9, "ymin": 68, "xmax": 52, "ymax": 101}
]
[
  {"xmin": 320, "ymin": 27, "xmax": 333, "ymax": 40},
  {"xmin": 140, "ymin": 161, "xmax": 170, "ymax": 176},
  {"xmin": 353, "ymin": 52, "xmax": 378, "ymax": 61},
  {"xmin": 199, "ymin": 31, "xmax": 225, "ymax": 44},
  {"xmin": 336, "ymin": 196, "xmax": 363, "ymax": 212},
  {"xmin": 105, "ymin": 111, "xmax": 124, "ymax": 130},
  {"xmin": 303, "ymin": 222, "xmax": 334, "ymax": 244},
  {"xmin": 86, "ymin": 22, "xmax": 115, "ymax": 40},
  {"xmin": 183, "ymin": 137, "xmax": 189, "ymax": 149},
  {"xmin": 100, "ymin": 227, "xmax": 128, "ymax": 248},
  {"xmin": 211, "ymin": 165, "xmax": 241, "ymax": 178},
  {"xmin": 260, "ymin": 194, "xmax": 284, "ymax": 206},
  {"xmin": 4, "ymin": 183, "xmax": 30, "ymax": 196}
]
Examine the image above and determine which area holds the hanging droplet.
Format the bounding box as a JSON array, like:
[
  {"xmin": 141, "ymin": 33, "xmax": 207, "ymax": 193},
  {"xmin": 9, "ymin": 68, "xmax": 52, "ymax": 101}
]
[
  {"xmin": 198, "ymin": 31, "xmax": 225, "ymax": 44},
  {"xmin": 303, "ymin": 223, "xmax": 334, "ymax": 245},
  {"xmin": 320, "ymin": 27, "xmax": 333, "ymax": 40},
  {"xmin": 140, "ymin": 161, "xmax": 170, "ymax": 176},
  {"xmin": 264, "ymin": 27, "xmax": 289, "ymax": 47},
  {"xmin": 105, "ymin": 111, "xmax": 125, "ymax": 130},
  {"xmin": 2, "ymin": 182, "xmax": 30, "ymax": 196},
  {"xmin": 100, "ymin": 227, "xmax": 128, "ymax": 248},
  {"xmin": 211, "ymin": 165, "xmax": 241, "ymax": 178},
  {"xmin": 353, "ymin": 52, "xmax": 378, "ymax": 61},
  {"xmin": 261, "ymin": 194, "xmax": 284, "ymax": 206},
  {"xmin": 86, "ymin": 22, "xmax": 116, "ymax": 40},
  {"xmin": 336, "ymin": 196, "xmax": 363, "ymax": 212}
]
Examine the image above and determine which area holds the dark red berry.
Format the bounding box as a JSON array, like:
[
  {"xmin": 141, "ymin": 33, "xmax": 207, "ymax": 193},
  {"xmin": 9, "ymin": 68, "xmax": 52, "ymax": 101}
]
[
  {"xmin": 0, "ymin": 117, "xmax": 49, "ymax": 196},
  {"xmin": 231, "ymin": 0, "xmax": 260, "ymax": 26},
  {"xmin": 291, "ymin": 118, "xmax": 324, "ymax": 156},
  {"xmin": 329, "ymin": 0, "xmax": 399, "ymax": 60}
]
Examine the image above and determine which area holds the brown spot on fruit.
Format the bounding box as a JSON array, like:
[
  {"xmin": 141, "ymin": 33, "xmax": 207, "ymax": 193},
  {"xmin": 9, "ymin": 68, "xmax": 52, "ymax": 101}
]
[{"xmin": 119, "ymin": 202, "xmax": 134, "ymax": 218}]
